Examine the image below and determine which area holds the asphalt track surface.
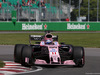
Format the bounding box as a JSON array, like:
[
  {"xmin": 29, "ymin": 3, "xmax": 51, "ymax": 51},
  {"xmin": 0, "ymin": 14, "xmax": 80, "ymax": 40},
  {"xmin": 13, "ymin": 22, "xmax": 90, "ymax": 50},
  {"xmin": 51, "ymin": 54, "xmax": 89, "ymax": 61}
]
[{"xmin": 0, "ymin": 45, "xmax": 100, "ymax": 75}]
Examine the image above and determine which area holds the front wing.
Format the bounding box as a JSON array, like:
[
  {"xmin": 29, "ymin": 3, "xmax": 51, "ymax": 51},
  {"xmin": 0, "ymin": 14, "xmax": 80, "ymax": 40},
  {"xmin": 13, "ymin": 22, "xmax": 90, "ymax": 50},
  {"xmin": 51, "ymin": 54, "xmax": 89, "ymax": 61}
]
[{"xmin": 34, "ymin": 59, "xmax": 75, "ymax": 66}]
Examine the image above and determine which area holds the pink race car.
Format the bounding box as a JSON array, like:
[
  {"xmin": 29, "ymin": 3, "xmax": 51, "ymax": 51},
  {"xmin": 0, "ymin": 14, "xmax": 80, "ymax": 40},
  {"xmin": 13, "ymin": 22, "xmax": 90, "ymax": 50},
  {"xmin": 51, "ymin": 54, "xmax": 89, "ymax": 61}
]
[{"xmin": 14, "ymin": 32, "xmax": 85, "ymax": 67}]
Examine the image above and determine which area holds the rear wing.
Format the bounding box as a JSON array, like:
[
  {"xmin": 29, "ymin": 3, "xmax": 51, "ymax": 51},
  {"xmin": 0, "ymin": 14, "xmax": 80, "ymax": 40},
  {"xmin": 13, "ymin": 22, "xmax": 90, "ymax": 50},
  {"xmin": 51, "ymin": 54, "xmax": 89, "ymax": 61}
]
[
  {"xmin": 29, "ymin": 35, "xmax": 58, "ymax": 44},
  {"xmin": 29, "ymin": 35, "xmax": 43, "ymax": 41},
  {"xmin": 29, "ymin": 35, "xmax": 43, "ymax": 44}
]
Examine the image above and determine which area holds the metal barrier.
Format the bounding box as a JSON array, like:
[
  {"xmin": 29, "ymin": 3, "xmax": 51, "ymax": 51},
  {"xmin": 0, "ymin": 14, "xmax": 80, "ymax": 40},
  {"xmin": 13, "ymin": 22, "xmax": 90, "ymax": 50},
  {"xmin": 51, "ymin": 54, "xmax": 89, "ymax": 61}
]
[{"xmin": 0, "ymin": 0, "xmax": 100, "ymax": 22}]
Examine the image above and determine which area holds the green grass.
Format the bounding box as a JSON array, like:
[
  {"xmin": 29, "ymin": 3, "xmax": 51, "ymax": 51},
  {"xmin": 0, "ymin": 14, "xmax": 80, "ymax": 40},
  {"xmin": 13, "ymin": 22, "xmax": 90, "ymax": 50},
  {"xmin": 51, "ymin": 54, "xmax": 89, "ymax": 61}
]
[
  {"xmin": 0, "ymin": 33, "xmax": 100, "ymax": 48},
  {"xmin": 0, "ymin": 61, "xmax": 5, "ymax": 68}
]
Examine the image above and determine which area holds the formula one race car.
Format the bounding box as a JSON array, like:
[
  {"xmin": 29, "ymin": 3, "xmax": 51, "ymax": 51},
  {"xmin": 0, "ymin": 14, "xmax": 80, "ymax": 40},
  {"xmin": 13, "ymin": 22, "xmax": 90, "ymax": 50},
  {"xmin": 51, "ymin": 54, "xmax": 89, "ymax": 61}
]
[{"xmin": 14, "ymin": 32, "xmax": 85, "ymax": 67}]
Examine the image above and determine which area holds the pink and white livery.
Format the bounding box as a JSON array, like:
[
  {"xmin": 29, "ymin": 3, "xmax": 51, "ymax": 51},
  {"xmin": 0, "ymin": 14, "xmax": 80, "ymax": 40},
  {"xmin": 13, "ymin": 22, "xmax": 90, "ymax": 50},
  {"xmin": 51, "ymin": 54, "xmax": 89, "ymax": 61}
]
[{"xmin": 14, "ymin": 31, "xmax": 85, "ymax": 67}]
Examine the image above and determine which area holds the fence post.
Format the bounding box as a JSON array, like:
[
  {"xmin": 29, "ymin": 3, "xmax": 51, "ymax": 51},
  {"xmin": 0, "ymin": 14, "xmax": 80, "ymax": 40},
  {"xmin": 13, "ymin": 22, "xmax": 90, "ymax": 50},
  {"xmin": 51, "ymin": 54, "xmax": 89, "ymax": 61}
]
[
  {"xmin": 79, "ymin": 0, "xmax": 80, "ymax": 22},
  {"xmin": 29, "ymin": 0, "xmax": 30, "ymax": 22},
  {"xmin": 7, "ymin": 0, "xmax": 8, "ymax": 22},
  {"xmin": 17, "ymin": 0, "xmax": 19, "ymax": 22},
  {"xmin": 88, "ymin": 0, "xmax": 90, "ymax": 22},
  {"xmin": 69, "ymin": 0, "xmax": 71, "ymax": 21},
  {"xmin": 97, "ymin": 0, "xmax": 99, "ymax": 22},
  {"xmin": 59, "ymin": 0, "xmax": 61, "ymax": 21}
]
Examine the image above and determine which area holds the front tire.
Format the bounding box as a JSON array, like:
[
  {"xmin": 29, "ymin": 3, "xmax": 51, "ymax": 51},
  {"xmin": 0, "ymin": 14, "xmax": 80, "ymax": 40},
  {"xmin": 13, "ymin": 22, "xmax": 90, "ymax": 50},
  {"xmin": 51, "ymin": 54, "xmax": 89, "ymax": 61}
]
[
  {"xmin": 21, "ymin": 46, "xmax": 35, "ymax": 67},
  {"xmin": 14, "ymin": 44, "xmax": 27, "ymax": 63},
  {"xmin": 73, "ymin": 46, "xmax": 85, "ymax": 67}
]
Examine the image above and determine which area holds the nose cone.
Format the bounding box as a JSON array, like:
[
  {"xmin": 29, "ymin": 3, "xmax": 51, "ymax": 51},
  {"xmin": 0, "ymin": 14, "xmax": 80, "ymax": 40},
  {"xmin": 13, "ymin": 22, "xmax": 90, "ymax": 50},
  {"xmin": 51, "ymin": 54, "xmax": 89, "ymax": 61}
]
[
  {"xmin": 52, "ymin": 56, "xmax": 58, "ymax": 63},
  {"xmin": 49, "ymin": 46, "xmax": 61, "ymax": 64}
]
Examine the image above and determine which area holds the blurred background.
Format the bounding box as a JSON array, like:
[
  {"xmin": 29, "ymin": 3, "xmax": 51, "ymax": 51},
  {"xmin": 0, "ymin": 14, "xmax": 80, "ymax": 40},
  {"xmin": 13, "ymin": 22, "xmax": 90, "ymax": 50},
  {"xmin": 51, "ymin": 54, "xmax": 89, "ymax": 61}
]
[{"xmin": 0, "ymin": 0, "xmax": 100, "ymax": 22}]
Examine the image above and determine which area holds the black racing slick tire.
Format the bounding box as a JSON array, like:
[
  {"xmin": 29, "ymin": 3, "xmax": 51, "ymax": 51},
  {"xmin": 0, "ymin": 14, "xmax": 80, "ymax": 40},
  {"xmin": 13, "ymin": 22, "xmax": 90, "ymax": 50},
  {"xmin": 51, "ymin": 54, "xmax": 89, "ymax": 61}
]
[
  {"xmin": 21, "ymin": 46, "xmax": 35, "ymax": 67},
  {"xmin": 14, "ymin": 44, "xmax": 27, "ymax": 63},
  {"xmin": 73, "ymin": 46, "xmax": 85, "ymax": 67}
]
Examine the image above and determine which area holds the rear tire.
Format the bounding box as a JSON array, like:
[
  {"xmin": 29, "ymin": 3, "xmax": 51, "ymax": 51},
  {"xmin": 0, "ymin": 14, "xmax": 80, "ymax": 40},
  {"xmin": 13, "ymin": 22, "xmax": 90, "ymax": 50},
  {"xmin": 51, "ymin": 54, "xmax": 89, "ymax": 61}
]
[
  {"xmin": 73, "ymin": 46, "xmax": 85, "ymax": 67},
  {"xmin": 21, "ymin": 46, "xmax": 35, "ymax": 67},
  {"xmin": 14, "ymin": 44, "xmax": 27, "ymax": 63}
]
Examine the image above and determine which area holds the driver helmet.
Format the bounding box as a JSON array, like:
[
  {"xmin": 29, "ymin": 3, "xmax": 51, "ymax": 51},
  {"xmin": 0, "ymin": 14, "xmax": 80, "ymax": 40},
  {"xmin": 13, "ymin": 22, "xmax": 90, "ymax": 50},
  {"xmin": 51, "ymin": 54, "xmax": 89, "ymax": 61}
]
[{"xmin": 45, "ymin": 39, "xmax": 52, "ymax": 44}]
